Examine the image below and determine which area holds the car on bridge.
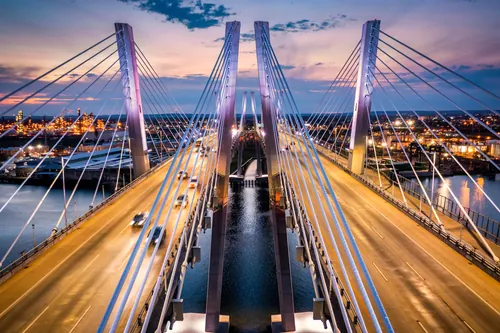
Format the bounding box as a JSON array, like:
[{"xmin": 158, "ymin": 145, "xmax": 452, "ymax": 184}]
[
  {"xmin": 130, "ymin": 211, "xmax": 149, "ymax": 227},
  {"xmin": 189, "ymin": 176, "xmax": 199, "ymax": 189},
  {"xmin": 174, "ymin": 194, "xmax": 189, "ymax": 208},
  {"xmin": 177, "ymin": 170, "xmax": 189, "ymax": 180},
  {"xmin": 199, "ymin": 147, "xmax": 209, "ymax": 157},
  {"xmin": 146, "ymin": 226, "xmax": 166, "ymax": 245}
]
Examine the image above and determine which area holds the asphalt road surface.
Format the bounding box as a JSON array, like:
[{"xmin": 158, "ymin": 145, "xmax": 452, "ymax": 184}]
[
  {"xmin": 0, "ymin": 142, "xmax": 216, "ymax": 333},
  {"xmin": 281, "ymin": 133, "xmax": 500, "ymax": 333}
]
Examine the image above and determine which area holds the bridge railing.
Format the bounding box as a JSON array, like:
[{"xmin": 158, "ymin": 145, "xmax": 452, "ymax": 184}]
[
  {"xmin": 0, "ymin": 157, "xmax": 173, "ymax": 284},
  {"xmin": 395, "ymin": 174, "xmax": 500, "ymax": 244},
  {"xmin": 130, "ymin": 181, "xmax": 211, "ymax": 332},
  {"xmin": 315, "ymin": 146, "xmax": 500, "ymax": 282},
  {"xmin": 285, "ymin": 176, "xmax": 361, "ymax": 332},
  {"xmin": 318, "ymin": 145, "xmax": 500, "ymax": 244}
]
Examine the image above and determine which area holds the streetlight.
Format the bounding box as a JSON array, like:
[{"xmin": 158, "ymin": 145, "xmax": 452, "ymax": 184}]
[
  {"xmin": 32, "ymin": 223, "xmax": 36, "ymax": 247},
  {"xmin": 429, "ymin": 151, "xmax": 436, "ymax": 220},
  {"xmin": 61, "ymin": 157, "xmax": 68, "ymax": 227}
]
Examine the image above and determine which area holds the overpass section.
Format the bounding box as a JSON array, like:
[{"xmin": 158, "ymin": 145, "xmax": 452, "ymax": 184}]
[
  {"xmin": 281, "ymin": 133, "xmax": 500, "ymax": 332},
  {"xmin": 0, "ymin": 145, "xmax": 211, "ymax": 333}
]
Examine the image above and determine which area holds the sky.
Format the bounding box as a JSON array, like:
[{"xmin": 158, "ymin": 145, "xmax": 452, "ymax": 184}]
[{"xmin": 0, "ymin": 0, "xmax": 500, "ymax": 116}]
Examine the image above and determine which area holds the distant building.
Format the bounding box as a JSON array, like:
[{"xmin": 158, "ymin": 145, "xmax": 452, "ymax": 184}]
[
  {"xmin": 0, "ymin": 147, "xmax": 22, "ymax": 158},
  {"xmin": 15, "ymin": 110, "xmax": 24, "ymax": 134},
  {"xmin": 16, "ymin": 110, "xmax": 23, "ymax": 122},
  {"xmin": 487, "ymin": 140, "xmax": 500, "ymax": 158},
  {"xmin": 450, "ymin": 143, "xmax": 488, "ymax": 155}
]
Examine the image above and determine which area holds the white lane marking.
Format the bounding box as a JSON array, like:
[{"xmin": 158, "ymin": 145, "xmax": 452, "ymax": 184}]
[
  {"xmin": 68, "ymin": 306, "xmax": 91, "ymax": 333},
  {"xmin": 82, "ymin": 255, "xmax": 100, "ymax": 273},
  {"xmin": 118, "ymin": 224, "xmax": 129, "ymax": 235},
  {"xmin": 406, "ymin": 261, "xmax": 425, "ymax": 280},
  {"xmin": 372, "ymin": 262, "xmax": 388, "ymax": 282},
  {"xmin": 371, "ymin": 226, "xmax": 384, "ymax": 239},
  {"xmin": 416, "ymin": 320, "xmax": 429, "ymax": 333},
  {"xmin": 0, "ymin": 210, "xmax": 124, "ymax": 319},
  {"xmin": 119, "ymin": 256, "xmax": 129, "ymax": 270},
  {"xmin": 330, "ymin": 165, "xmax": 500, "ymax": 317},
  {"xmin": 0, "ymin": 173, "xmax": 163, "ymax": 319},
  {"xmin": 463, "ymin": 320, "xmax": 477, "ymax": 333},
  {"xmin": 21, "ymin": 305, "xmax": 49, "ymax": 333}
]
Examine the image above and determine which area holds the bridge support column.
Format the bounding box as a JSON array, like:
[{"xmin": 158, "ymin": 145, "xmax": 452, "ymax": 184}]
[
  {"xmin": 255, "ymin": 21, "xmax": 296, "ymax": 332},
  {"xmin": 348, "ymin": 20, "xmax": 380, "ymax": 175},
  {"xmin": 237, "ymin": 140, "xmax": 244, "ymax": 176},
  {"xmin": 256, "ymin": 139, "xmax": 262, "ymax": 177},
  {"xmin": 115, "ymin": 23, "xmax": 150, "ymax": 178},
  {"xmin": 205, "ymin": 21, "xmax": 240, "ymax": 333}
]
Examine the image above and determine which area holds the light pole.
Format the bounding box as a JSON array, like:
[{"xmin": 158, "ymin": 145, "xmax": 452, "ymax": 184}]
[
  {"xmin": 160, "ymin": 130, "xmax": 163, "ymax": 161},
  {"xmin": 32, "ymin": 223, "xmax": 36, "ymax": 247},
  {"xmin": 61, "ymin": 156, "xmax": 68, "ymax": 227},
  {"xmin": 430, "ymin": 151, "xmax": 436, "ymax": 220}
]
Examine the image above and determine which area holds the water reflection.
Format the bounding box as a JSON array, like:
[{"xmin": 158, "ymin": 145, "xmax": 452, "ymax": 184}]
[
  {"xmin": 423, "ymin": 175, "xmax": 500, "ymax": 221},
  {"xmin": 0, "ymin": 183, "xmax": 106, "ymax": 265},
  {"xmin": 181, "ymin": 185, "xmax": 315, "ymax": 332},
  {"xmin": 221, "ymin": 186, "xmax": 279, "ymax": 332}
]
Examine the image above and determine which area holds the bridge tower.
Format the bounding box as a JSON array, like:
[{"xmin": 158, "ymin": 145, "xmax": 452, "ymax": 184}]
[
  {"xmin": 255, "ymin": 21, "xmax": 296, "ymax": 331},
  {"xmin": 250, "ymin": 91, "xmax": 263, "ymax": 177},
  {"xmin": 348, "ymin": 20, "xmax": 380, "ymax": 175},
  {"xmin": 237, "ymin": 92, "xmax": 247, "ymax": 177},
  {"xmin": 205, "ymin": 21, "xmax": 241, "ymax": 332},
  {"xmin": 115, "ymin": 23, "xmax": 150, "ymax": 178}
]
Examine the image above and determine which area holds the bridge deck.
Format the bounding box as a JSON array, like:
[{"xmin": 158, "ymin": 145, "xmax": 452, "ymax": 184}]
[
  {"xmin": 0, "ymin": 149, "xmax": 210, "ymax": 333},
  {"xmin": 286, "ymin": 136, "xmax": 500, "ymax": 332},
  {"xmin": 317, "ymin": 146, "xmax": 500, "ymax": 260}
]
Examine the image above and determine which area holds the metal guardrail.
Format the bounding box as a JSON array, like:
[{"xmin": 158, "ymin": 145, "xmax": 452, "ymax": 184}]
[
  {"xmin": 0, "ymin": 156, "xmax": 173, "ymax": 283},
  {"xmin": 130, "ymin": 183, "xmax": 210, "ymax": 332},
  {"xmin": 394, "ymin": 174, "xmax": 500, "ymax": 244},
  {"xmin": 285, "ymin": 179, "xmax": 361, "ymax": 332},
  {"xmin": 316, "ymin": 147, "xmax": 500, "ymax": 282}
]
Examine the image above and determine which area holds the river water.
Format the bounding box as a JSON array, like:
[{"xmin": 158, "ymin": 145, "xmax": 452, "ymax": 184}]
[
  {"xmin": 0, "ymin": 183, "xmax": 109, "ymax": 266},
  {"xmin": 422, "ymin": 175, "xmax": 500, "ymax": 222},
  {"xmin": 180, "ymin": 185, "xmax": 314, "ymax": 332}
]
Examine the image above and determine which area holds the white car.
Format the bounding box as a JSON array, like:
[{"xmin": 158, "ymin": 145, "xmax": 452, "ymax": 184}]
[
  {"xmin": 130, "ymin": 211, "xmax": 149, "ymax": 227},
  {"xmin": 189, "ymin": 176, "xmax": 199, "ymax": 189},
  {"xmin": 174, "ymin": 194, "xmax": 189, "ymax": 208}
]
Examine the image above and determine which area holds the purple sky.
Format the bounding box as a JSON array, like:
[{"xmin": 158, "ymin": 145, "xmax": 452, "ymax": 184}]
[{"xmin": 0, "ymin": 0, "xmax": 499, "ymax": 116}]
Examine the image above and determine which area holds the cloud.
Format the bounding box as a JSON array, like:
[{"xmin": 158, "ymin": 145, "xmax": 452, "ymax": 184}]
[
  {"xmin": 269, "ymin": 14, "xmax": 355, "ymax": 33},
  {"xmin": 118, "ymin": 0, "xmax": 234, "ymax": 29},
  {"xmin": 315, "ymin": 62, "xmax": 324, "ymax": 66},
  {"xmin": 0, "ymin": 64, "xmax": 40, "ymax": 84},
  {"xmin": 280, "ymin": 65, "xmax": 295, "ymax": 70},
  {"xmin": 212, "ymin": 14, "xmax": 353, "ymax": 43},
  {"xmin": 213, "ymin": 32, "xmax": 255, "ymax": 43}
]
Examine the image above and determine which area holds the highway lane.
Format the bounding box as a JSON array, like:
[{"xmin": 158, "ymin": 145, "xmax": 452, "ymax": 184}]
[
  {"xmin": 315, "ymin": 145, "xmax": 500, "ymax": 260},
  {"xmin": 0, "ymin": 143, "xmax": 216, "ymax": 333},
  {"xmin": 282, "ymin": 135, "xmax": 500, "ymax": 332}
]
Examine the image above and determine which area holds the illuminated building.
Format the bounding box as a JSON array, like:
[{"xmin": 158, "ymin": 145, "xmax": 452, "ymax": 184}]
[
  {"xmin": 16, "ymin": 110, "xmax": 23, "ymax": 122},
  {"xmin": 15, "ymin": 110, "xmax": 24, "ymax": 134}
]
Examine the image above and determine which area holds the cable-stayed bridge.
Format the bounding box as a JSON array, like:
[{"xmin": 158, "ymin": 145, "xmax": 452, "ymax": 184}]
[{"xmin": 0, "ymin": 19, "xmax": 499, "ymax": 333}]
